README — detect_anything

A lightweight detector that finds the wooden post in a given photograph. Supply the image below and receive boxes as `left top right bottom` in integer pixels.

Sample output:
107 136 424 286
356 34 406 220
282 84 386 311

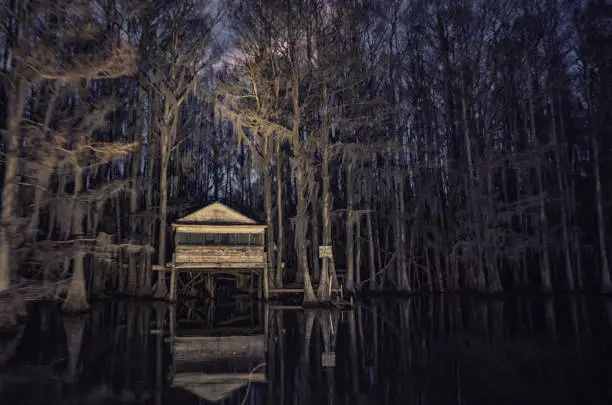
169 303 176 378
169 253 177 301
257 270 263 300
264 303 269 353
263 252 269 300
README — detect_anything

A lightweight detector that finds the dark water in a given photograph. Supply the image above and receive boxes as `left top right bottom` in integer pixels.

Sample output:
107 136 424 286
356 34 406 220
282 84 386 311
1 295 611 405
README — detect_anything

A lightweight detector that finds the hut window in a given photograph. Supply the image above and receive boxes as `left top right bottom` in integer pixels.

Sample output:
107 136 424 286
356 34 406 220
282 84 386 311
177 232 204 245
205 234 216 245
234 234 250 245
249 234 262 245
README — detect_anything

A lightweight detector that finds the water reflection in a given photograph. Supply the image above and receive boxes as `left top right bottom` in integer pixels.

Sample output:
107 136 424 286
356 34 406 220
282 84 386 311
0 296 611 405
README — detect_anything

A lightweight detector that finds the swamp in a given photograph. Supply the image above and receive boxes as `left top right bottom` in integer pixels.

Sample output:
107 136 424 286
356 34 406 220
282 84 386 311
1 295 612 405
3 0 612 403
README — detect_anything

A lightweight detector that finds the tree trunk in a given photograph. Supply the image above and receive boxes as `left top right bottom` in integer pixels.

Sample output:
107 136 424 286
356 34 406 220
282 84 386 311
311 199 320 281
551 96 575 291
264 137 275 288
63 163 89 312
396 175 410 291
366 210 376 292
290 66 316 305
297 165 317 304
592 134 612 292
355 214 362 290
346 163 355 293
275 139 284 287
317 85 333 301
154 124 170 298
127 251 138 296
0 24 27 291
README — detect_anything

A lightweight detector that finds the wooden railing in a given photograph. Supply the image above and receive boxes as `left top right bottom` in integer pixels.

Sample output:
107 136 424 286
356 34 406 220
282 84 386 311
174 245 265 268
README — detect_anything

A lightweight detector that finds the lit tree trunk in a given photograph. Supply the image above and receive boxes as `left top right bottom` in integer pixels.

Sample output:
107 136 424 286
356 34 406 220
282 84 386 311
311 198 320 281
29 87 59 240
159 131 169 268
63 163 89 312
0 17 27 291
318 85 332 302
296 164 317 304
127 103 141 299
275 140 284 287
291 69 316 304
0 126 19 293
154 122 171 299
264 136 275 289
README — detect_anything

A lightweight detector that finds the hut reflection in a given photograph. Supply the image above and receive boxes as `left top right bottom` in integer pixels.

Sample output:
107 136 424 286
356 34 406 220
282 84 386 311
0 296 611 405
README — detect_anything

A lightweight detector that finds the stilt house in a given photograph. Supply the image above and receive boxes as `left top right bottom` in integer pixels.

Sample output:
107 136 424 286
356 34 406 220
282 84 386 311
170 202 268 299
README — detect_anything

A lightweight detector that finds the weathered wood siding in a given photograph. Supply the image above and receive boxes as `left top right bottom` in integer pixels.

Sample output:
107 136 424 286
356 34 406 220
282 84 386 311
175 246 264 264
174 335 265 363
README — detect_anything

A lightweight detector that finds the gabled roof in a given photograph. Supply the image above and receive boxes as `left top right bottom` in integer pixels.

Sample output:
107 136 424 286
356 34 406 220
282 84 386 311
180 380 247 402
173 371 267 403
174 201 260 226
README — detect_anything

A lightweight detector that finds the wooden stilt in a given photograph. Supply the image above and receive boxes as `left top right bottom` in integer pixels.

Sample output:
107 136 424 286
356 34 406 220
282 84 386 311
263 252 269 300
207 274 215 298
258 270 263 300
169 253 177 302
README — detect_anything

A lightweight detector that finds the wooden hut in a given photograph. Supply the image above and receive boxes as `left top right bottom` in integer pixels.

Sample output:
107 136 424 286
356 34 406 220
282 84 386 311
167 202 268 300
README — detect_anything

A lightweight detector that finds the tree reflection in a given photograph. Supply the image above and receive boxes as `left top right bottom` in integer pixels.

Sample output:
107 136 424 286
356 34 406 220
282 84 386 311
0 296 611 405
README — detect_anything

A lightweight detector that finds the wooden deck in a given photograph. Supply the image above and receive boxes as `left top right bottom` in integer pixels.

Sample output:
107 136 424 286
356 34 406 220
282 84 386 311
269 287 343 294
269 284 343 296
153 263 264 271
